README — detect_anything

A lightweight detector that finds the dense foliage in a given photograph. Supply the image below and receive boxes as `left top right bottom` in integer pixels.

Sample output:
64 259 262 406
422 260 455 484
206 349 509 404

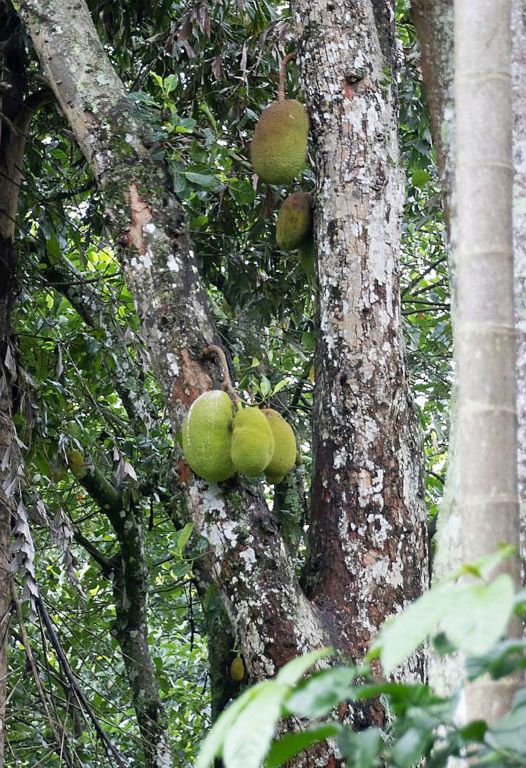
7 0 451 764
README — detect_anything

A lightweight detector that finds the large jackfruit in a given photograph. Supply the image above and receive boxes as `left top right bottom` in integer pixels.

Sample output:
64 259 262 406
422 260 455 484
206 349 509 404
182 390 236 483
262 409 297 484
276 192 313 250
230 407 275 477
250 100 309 185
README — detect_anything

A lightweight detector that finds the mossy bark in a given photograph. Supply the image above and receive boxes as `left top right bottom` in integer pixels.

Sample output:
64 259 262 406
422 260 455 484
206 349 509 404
292 0 428 726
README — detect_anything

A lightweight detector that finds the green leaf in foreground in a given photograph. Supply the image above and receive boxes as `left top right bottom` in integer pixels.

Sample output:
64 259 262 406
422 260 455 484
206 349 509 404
265 724 341 768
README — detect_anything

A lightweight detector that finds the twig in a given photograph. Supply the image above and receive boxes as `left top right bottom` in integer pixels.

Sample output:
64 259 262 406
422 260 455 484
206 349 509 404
11 582 77 768
203 345 241 404
36 597 128 768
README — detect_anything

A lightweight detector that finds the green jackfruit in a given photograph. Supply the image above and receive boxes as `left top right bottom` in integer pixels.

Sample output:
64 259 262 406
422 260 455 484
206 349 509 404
251 100 309 185
67 449 87 479
182 391 236 483
262 409 297 484
230 407 275 477
276 192 313 250
229 657 245 682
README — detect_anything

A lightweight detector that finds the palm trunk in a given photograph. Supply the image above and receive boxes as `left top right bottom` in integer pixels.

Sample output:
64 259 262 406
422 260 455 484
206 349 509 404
455 0 520 721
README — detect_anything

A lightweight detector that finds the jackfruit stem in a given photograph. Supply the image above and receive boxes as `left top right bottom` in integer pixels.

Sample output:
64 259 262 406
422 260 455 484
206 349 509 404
278 52 296 102
203 344 241 405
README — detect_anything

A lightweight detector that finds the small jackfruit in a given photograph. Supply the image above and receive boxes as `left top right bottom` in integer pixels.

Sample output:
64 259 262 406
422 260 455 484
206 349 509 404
229 657 245 682
182 391 236 483
67 449 87 479
276 192 313 250
262 409 297 484
251 100 309 185
230 407 275 477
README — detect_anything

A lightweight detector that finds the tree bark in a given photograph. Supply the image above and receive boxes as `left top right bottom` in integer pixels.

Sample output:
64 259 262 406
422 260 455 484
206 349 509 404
292 0 428 713
512 0 526 586
18 0 330 691
0 2 32 760
71 461 173 768
455 0 520 721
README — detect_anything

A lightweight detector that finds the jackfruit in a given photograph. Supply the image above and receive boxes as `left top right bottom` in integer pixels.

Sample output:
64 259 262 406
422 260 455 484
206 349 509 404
67 449 87 479
276 192 313 250
262 409 297 484
251 100 309 185
229 657 245 682
181 390 236 483
230 407 275 477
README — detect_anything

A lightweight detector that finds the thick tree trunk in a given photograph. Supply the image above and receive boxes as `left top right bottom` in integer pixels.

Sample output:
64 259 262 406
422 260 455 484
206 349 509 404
292 0 428 714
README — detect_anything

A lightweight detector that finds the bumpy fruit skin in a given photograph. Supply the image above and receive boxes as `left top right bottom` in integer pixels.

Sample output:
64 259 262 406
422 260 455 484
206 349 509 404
276 192 313 250
230 407 275 477
229 657 245 682
263 409 297 484
251 100 309 185
181 391 236 483
67 449 87 479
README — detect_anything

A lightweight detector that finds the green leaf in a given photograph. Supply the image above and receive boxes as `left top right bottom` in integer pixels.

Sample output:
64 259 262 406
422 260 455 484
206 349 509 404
259 375 271 397
441 574 515 657
176 522 193 553
265 724 341 768
411 169 430 188
276 647 333 687
184 171 223 190
338 728 382 767
222 681 287 768
196 683 268 768
285 666 357 718
372 583 455 674
391 727 431 768
163 73 179 93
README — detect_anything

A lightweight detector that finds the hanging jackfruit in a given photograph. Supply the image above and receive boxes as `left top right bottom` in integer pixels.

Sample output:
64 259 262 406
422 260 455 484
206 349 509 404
262 409 297 484
67 448 87 479
230 407 275 477
251 99 309 185
181 390 236 483
276 192 313 250
229 657 245 682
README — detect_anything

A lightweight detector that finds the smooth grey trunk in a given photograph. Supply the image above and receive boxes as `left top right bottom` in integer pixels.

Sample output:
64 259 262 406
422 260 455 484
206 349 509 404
512 0 526 582
455 0 520 721
292 0 428 721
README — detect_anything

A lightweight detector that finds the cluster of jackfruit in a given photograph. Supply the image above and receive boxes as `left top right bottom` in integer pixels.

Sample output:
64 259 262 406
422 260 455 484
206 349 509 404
181 391 297 485
276 191 315 275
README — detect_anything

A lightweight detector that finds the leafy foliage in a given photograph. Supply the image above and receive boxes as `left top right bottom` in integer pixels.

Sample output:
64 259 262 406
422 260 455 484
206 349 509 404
198 563 526 768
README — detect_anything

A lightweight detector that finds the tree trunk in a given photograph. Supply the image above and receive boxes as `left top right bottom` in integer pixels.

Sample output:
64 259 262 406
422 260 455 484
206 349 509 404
292 0 428 714
455 0 520 721
512 0 526 583
0 2 32 760
71 462 174 768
